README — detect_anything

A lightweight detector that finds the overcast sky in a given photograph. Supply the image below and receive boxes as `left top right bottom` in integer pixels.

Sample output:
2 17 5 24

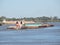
0 0 60 18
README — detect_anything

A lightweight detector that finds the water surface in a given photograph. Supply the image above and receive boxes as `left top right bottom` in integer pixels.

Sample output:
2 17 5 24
0 22 60 45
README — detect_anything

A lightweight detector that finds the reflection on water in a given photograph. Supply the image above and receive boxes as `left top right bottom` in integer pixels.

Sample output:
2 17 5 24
0 22 60 45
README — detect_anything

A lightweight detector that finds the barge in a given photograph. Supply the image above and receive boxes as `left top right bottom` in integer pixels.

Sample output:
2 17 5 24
7 23 54 29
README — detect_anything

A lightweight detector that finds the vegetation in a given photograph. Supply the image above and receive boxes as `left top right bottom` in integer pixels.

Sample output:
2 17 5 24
0 16 60 22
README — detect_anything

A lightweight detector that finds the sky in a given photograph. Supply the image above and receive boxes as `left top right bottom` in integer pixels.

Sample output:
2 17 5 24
0 0 60 18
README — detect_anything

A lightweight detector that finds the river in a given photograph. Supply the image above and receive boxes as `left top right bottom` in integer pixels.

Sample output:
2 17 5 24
0 22 60 45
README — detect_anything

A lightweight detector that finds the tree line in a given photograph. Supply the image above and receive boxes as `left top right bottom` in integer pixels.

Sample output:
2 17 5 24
0 16 60 22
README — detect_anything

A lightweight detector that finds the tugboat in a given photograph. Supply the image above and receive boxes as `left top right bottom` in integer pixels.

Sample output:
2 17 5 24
7 21 23 30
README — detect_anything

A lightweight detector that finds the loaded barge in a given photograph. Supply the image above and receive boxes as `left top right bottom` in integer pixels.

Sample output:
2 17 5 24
7 23 54 30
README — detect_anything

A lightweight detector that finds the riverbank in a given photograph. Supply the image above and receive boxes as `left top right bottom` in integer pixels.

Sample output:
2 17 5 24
2 20 35 24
